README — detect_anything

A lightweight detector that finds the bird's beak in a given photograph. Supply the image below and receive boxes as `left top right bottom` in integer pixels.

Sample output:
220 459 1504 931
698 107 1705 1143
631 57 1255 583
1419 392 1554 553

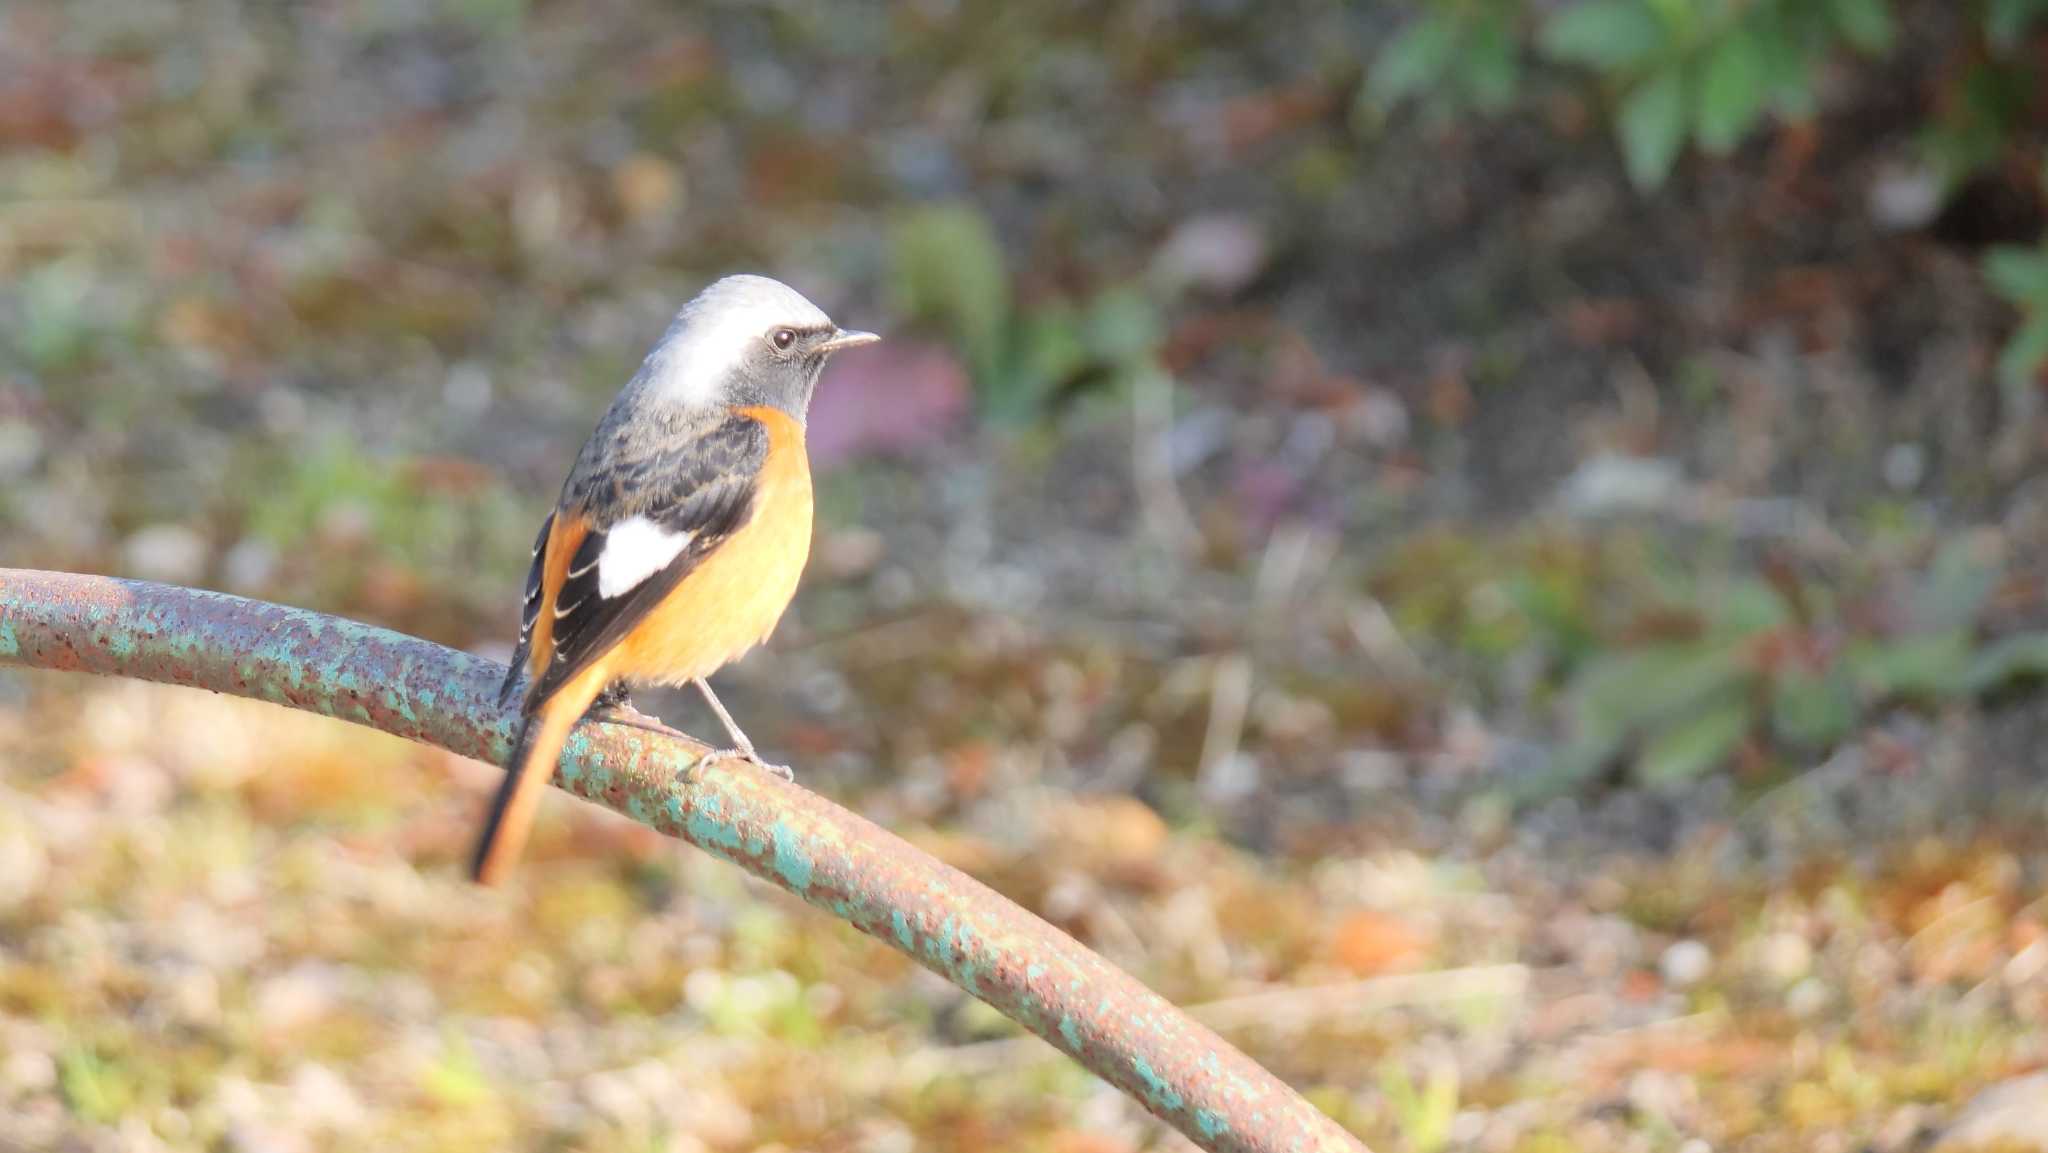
818 327 880 353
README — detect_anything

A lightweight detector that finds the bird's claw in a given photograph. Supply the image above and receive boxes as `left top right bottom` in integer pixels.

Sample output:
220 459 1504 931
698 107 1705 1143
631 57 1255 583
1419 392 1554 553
588 689 790 781
711 746 795 782
592 701 691 743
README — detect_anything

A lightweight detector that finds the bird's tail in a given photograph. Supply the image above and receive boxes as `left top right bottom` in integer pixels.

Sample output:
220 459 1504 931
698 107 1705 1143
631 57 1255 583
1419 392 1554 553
471 665 609 886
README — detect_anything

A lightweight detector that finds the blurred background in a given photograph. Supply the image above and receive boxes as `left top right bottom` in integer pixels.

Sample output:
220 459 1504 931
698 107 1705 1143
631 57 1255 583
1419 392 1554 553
5 1 2048 1150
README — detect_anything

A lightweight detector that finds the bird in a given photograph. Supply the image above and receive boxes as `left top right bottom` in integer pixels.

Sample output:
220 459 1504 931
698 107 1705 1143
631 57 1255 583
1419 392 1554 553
471 273 878 886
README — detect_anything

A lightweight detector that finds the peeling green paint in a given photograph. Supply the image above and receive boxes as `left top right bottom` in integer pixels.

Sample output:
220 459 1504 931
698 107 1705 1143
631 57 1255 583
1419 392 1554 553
771 819 814 892
1196 1109 1230 1140
684 792 745 855
1134 1055 1185 1113
951 918 982 993
0 621 16 658
1059 1014 1083 1052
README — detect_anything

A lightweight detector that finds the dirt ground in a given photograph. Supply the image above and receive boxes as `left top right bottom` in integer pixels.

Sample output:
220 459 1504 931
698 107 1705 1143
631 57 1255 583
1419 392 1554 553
3 2 2047 1151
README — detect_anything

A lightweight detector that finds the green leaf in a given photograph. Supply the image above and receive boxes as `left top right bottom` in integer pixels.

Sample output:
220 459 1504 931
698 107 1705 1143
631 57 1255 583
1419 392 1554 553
1081 286 1163 366
1930 59 2035 183
57 1049 135 1125
1546 675 1639 798
1746 9 1822 120
1572 644 1750 736
1502 572 1596 661
1771 667 1859 750
1988 0 2048 49
1369 13 1462 106
1848 631 1974 700
1696 26 1769 155
1618 69 1687 189
994 304 1085 422
18 258 99 372
1714 576 1793 637
1912 534 2001 633
1965 631 2048 693
1541 0 1668 70
1636 697 1752 787
1825 0 1894 54
1997 318 2048 391
1985 247 2048 305
1378 1059 1459 1153
452 0 528 35
890 204 1013 388
1462 13 1523 113
1643 0 1697 36
1516 736 1622 801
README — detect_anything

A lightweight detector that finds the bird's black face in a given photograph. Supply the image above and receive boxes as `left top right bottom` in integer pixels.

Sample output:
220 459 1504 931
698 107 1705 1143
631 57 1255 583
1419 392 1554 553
726 322 878 421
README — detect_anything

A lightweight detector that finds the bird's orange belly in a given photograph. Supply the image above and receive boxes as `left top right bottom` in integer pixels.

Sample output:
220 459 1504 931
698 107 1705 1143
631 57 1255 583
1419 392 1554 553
617 452 813 685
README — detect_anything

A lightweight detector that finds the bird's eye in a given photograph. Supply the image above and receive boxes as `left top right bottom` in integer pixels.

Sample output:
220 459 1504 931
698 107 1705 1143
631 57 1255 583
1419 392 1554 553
772 328 797 350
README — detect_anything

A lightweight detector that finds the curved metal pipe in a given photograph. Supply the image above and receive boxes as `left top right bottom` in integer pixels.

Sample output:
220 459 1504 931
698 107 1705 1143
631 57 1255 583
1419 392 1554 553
0 568 1367 1153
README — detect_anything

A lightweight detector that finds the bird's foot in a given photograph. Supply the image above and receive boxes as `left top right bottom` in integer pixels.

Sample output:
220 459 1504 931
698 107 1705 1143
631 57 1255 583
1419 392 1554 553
708 745 795 782
593 680 635 711
592 700 691 743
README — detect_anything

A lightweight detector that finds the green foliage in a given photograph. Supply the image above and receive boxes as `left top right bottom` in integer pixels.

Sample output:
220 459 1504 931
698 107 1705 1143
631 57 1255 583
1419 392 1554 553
889 203 1168 424
890 205 1013 391
1542 582 1772 792
1366 0 1523 118
1965 631 2048 692
14 259 107 374
1547 0 1891 188
56 1046 136 1124
246 440 519 567
1989 0 2048 45
1378 0 1904 189
1922 55 2038 191
1373 0 2048 452
240 436 531 618
1381 527 2048 797
445 0 528 35
1986 236 2048 393
1616 68 1687 189
1540 1 1664 70
1827 0 1897 53
1539 537 2048 793
420 1029 494 1107
1378 1057 1460 1153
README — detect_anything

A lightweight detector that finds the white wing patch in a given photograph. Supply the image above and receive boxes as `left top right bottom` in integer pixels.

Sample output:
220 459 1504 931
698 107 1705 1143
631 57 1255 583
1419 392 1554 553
597 516 695 598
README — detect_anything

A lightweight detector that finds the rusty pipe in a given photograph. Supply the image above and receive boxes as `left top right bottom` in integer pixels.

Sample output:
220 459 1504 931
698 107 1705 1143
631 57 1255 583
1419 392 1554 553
0 569 1367 1153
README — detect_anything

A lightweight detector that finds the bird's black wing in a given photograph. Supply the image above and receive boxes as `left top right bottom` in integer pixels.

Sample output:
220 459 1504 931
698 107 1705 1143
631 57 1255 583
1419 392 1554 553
498 511 555 708
521 411 768 712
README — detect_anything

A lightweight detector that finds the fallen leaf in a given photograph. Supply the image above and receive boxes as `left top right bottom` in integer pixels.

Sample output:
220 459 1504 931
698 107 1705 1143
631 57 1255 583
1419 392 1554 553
809 341 972 468
1327 909 1430 976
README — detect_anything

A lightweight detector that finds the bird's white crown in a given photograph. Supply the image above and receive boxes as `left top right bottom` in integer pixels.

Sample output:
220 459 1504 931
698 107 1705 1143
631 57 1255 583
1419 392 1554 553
641 274 834 408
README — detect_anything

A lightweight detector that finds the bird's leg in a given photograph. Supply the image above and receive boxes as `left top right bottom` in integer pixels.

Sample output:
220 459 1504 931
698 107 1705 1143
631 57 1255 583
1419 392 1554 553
695 678 794 781
587 682 691 743
592 680 634 711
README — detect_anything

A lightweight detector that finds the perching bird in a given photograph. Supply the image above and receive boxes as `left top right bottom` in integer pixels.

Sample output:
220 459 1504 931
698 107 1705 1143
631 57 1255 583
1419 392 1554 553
473 274 878 885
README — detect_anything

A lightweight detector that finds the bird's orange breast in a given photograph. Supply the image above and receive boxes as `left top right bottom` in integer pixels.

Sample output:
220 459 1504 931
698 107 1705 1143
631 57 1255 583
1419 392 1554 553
615 405 814 683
